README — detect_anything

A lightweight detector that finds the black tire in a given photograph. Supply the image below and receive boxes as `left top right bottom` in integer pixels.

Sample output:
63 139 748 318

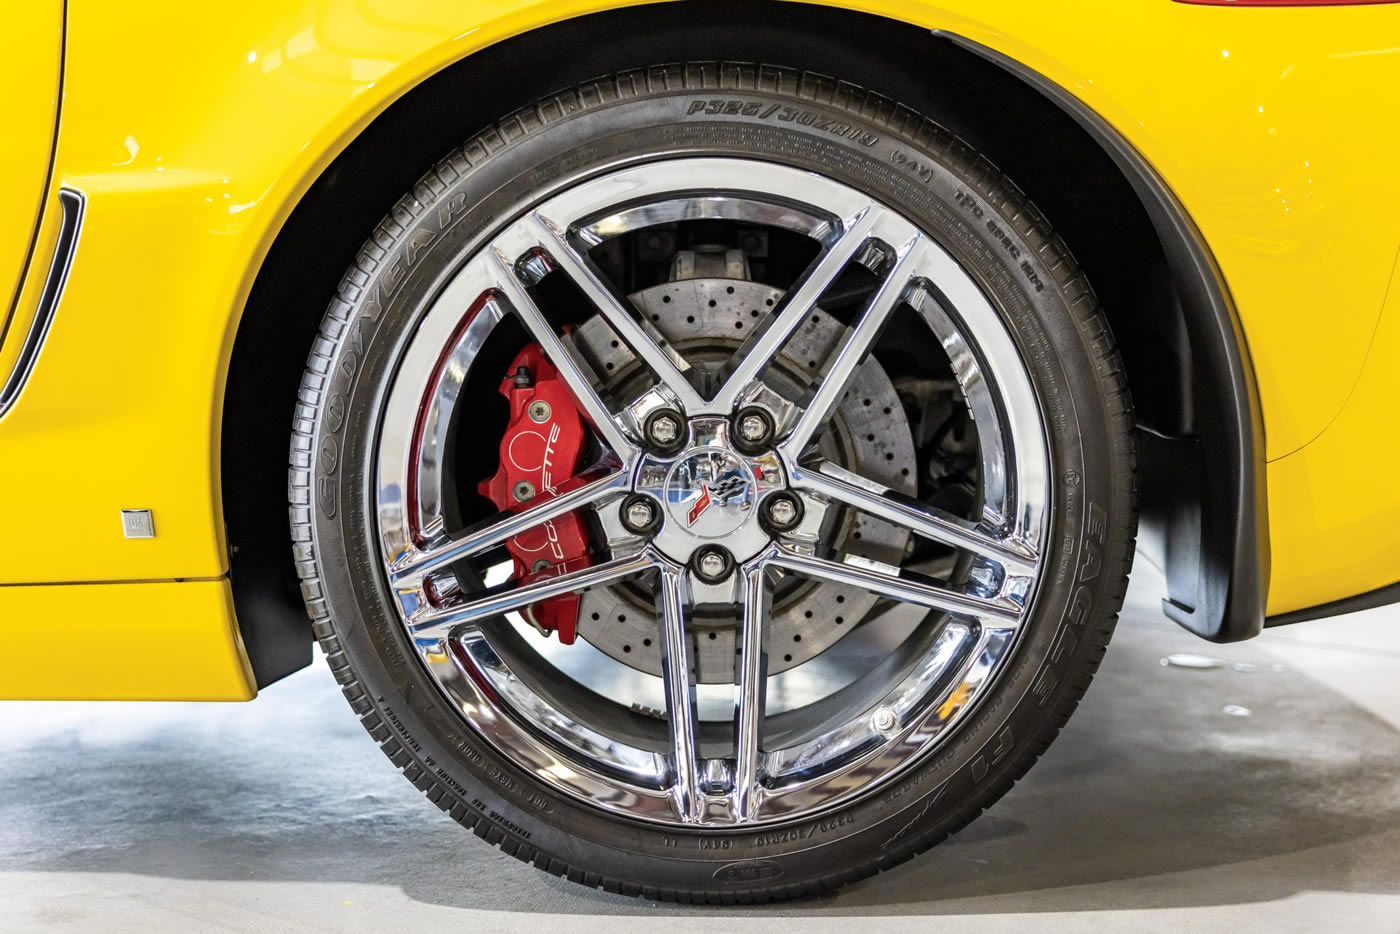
289 63 1137 902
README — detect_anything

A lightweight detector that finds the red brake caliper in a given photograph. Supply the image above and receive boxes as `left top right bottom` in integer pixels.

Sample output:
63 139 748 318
477 343 592 643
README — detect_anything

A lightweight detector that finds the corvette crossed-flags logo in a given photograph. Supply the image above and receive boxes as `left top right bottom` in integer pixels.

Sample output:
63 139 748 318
686 475 749 526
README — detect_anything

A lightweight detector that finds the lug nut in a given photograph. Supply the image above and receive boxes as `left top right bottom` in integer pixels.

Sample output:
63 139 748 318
527 400 552 423
761 492 803 532
644 409 685 453
620 494 661 535
732 406 774 452
691 546 735 584
739 413 768 443
698 552 726 578
624 499 656 531
650 415 680 445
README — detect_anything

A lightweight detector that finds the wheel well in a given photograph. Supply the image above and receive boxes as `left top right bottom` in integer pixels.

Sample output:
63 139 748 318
223 0 1265 687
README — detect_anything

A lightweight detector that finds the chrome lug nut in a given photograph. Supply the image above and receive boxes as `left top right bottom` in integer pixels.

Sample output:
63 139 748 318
691 546 735 584
698 552 726 578
619 494 661 535
625 500 656 531
650 415 680 445
739 413 768 443
761 492 803 533
644 409 685 453
732 405 774 452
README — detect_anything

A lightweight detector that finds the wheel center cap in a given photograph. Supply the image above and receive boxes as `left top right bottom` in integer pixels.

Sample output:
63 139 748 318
664 449 756 539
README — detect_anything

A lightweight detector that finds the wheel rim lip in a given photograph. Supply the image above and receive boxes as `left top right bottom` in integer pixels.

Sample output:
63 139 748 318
373 156 1052 827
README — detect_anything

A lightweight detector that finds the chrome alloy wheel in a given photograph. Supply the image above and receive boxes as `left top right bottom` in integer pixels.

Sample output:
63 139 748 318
375 158 1049 827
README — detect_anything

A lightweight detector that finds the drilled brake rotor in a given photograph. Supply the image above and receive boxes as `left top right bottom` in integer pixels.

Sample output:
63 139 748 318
571 278 917 682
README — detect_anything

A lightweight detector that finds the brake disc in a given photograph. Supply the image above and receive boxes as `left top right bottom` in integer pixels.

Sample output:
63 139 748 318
569 278 916 682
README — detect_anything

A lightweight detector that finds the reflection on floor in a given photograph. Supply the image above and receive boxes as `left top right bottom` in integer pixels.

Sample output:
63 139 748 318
3 563 1400 933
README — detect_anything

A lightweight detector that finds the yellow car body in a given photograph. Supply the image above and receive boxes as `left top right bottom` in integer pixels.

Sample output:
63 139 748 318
3 0 1398 699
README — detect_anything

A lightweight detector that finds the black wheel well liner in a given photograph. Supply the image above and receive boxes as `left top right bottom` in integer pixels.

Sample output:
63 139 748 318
223 1 1268 688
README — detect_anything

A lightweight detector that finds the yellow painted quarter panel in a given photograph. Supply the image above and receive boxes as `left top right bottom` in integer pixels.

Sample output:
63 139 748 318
0 0 1396 684
0 0 651 586
1266 247 1400 614
0 580 255 700
875 0 1400 462
0 3 61 348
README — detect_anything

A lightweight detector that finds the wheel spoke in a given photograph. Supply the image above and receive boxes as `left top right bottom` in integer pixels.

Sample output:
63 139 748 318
781 235 924 455
732 563 771 822
523 212 708 413
656 568 704 822
391 466 628 583
407 550 656 644
767 547 1022 626
790 461 1037 578
710 205 882 412
487 246 640 461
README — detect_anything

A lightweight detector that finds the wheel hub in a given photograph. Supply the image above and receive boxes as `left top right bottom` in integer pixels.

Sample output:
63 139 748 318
639 417 784 565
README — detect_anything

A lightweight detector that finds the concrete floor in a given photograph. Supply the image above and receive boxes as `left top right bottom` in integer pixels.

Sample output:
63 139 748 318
4 563 1400 933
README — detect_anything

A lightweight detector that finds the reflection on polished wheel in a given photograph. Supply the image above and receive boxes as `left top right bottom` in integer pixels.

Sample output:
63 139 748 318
295 64 1135 900
377 160 1047 826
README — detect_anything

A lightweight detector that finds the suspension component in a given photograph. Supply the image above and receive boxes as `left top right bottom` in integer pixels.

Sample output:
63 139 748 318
478 343 592 643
